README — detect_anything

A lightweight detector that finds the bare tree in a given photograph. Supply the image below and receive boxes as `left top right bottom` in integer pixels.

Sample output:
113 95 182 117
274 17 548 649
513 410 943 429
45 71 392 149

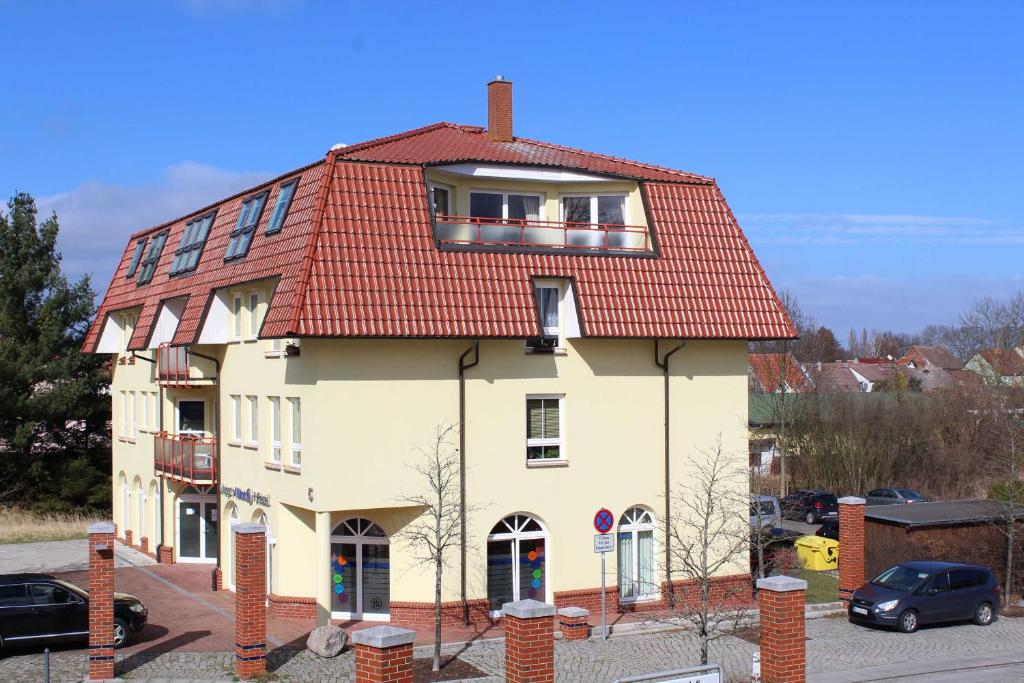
395 424 467 672
667 438 750 665
983 388 1024 608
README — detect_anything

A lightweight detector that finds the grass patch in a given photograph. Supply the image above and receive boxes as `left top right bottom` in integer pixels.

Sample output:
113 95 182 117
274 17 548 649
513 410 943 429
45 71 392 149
798 569 839 604
0 508 105 544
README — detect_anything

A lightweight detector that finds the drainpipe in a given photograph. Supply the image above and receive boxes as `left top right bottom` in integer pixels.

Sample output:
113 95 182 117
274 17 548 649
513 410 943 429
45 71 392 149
458 339 480 625
188 348 222 588
654 339 686 606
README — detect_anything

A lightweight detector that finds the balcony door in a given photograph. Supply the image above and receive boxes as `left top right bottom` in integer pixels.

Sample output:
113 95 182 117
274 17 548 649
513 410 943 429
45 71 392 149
177 493 218 563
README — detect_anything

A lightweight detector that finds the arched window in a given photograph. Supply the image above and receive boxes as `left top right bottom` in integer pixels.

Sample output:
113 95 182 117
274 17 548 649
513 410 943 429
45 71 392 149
254 510 271 595
118 474 129 536
487 514 547 612
227 504 239 589
148 481 160 549
330 518 389 619
135 478 146 541
618 507 656 601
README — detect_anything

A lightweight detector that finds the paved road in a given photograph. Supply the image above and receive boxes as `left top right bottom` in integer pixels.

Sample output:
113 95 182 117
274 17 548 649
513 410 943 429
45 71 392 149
0 538 154 573
778 517 823 536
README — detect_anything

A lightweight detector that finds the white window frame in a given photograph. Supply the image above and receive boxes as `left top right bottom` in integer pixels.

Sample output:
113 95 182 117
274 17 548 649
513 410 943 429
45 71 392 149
120 313 135 351
119 391 128 439
269 396 282 463
530 279 566 350
246 395 259 447
247 291 260 340
129 391 137 439
150 392 159 431
140 390 149 431
525 394 565 465
558 192 629 225
617 507 657 603
232 295 243 340
230 395 242 444
428 182 454 216
469 189 546 221
288 397 302 467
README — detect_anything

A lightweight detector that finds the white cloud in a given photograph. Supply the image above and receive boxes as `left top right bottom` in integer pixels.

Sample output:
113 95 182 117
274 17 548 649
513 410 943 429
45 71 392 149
39 162 271 290
740 212 1024 245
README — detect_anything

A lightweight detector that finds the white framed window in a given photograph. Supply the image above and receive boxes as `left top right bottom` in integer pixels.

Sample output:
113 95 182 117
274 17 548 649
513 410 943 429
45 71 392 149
129 391 137 438
248 292 260 339
269 396 282 463
288 397 302 467
120 313 135 351
528 279 565 351
429 182 453 216
469 190 544 222
150 392 159 431
526 394 564 462
560 193 627 225
232 295 243 339
141 390 149 431
247 395 259 445
230 395 241 442
617 507 657 601
119 391 127 438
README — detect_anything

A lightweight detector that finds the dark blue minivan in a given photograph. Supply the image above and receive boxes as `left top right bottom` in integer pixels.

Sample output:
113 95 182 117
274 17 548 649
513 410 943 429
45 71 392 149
849 561 1001 633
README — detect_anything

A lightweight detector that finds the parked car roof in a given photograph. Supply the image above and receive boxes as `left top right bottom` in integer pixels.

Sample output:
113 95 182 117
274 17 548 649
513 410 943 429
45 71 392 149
0 573 59 583
895 560 990 572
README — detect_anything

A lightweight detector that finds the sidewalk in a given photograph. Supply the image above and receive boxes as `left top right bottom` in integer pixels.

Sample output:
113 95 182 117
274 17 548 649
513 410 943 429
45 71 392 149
809 650 1024 682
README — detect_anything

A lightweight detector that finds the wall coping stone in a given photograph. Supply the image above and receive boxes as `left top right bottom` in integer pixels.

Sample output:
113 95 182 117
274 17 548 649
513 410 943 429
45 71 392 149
235 523 267 535
558 607 589 618
503 599 556 619
757 575 808 593
88 521 115 534
838 496 866 506
351 625 416 649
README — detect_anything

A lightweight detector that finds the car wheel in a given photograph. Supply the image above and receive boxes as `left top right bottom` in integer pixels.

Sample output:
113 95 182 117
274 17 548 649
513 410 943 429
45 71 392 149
113 618 129 649
805 512 816 525
973 602 994 626
898 609 919 633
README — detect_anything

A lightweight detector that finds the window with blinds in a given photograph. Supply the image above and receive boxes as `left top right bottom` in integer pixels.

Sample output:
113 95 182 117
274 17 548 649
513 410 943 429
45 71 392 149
526 396 563 460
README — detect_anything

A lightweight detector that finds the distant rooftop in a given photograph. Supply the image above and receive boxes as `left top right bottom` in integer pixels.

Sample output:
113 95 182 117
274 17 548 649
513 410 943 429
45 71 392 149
866 499 1024 528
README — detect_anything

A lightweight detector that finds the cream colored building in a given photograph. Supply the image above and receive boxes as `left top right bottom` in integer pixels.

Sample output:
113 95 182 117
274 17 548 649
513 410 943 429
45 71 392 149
88 80 794 625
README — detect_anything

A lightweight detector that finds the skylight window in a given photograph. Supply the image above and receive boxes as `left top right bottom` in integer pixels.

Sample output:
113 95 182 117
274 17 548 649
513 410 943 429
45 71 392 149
170 212 216 275
126 237 147 278
265 179 299 235
225 192 268 260
136 232 168 285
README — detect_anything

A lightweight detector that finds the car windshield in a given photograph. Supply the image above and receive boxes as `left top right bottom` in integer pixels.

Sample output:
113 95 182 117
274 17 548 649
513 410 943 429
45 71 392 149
872 565 930 592
897 489 921 498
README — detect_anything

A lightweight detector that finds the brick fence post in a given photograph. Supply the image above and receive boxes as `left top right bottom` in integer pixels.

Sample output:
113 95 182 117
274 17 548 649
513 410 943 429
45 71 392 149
757 575 807 683
503 599 555 683
234 523 267 680
838 496 866 606
557 606 590 641
352 625 416 683
88 521 116 681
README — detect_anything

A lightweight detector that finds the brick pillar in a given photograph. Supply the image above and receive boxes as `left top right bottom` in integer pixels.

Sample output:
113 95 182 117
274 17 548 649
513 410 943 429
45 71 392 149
557 606 590 641
838 496 866 606
140 536 149 554
125 529 133 546
757 576 807 683
214 566 223 591
88 521 116 681
503 599 555 683
352 625 416 683
234 523 267 680
157 545 175 564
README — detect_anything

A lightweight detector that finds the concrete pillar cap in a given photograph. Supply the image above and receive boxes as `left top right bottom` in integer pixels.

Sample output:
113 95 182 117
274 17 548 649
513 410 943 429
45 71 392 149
234 523 267 535
351 625 416 648
757 575 808 593
558 606 589 618
838 496 866 505
503 599 556 619
88 521 115 534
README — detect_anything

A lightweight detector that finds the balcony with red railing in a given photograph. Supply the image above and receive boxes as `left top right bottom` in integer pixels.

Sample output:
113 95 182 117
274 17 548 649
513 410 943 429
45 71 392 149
434 215 652 253
156 343 216 388
153 431 217 485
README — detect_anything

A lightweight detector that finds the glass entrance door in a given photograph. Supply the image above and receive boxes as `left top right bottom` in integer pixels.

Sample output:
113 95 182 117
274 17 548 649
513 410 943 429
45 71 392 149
329 518 390 620
486 514 547 614
177 496 218 563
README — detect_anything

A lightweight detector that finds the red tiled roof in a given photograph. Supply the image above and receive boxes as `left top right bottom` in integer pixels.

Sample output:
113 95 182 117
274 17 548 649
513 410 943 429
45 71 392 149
980 349 1024 376
806 362 861 393
86 124 795 351
748 353 811 393
898 345 962 371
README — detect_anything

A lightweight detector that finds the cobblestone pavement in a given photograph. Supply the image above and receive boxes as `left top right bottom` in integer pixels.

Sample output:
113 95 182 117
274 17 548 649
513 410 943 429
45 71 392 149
2 616 1022 682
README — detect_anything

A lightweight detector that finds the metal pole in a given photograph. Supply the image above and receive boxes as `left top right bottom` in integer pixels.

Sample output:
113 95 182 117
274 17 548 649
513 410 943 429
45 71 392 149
601 553 607 640
43 648 50 683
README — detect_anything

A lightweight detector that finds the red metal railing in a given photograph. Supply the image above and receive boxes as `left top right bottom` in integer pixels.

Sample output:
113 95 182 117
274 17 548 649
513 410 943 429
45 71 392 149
434 215 650 252
157 343 190 387
154 431 216 484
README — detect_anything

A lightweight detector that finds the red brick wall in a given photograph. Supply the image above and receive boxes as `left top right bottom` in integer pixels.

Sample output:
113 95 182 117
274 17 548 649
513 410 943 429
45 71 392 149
124 529 133 546
269 594 317 621
505 613 554 683
759 581 806 683
839 500 865 605
88 524 116 681
355 642 413 683
665 574 755 610
554 586 620 615
234 526 267 680
487 79 513 142
390 598 491 627
157 545 175 564
140 536 149 554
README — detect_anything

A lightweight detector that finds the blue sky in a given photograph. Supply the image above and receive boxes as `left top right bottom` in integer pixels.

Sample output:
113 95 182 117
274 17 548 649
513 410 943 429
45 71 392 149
2 0 1022 335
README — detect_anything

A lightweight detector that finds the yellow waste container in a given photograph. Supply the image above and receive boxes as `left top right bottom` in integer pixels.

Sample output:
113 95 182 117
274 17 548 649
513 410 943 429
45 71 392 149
794 535 839 571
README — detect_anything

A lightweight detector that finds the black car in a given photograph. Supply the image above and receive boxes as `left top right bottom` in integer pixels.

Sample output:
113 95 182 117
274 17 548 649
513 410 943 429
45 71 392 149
816 517 839 541
781 489 839 525
848 561 1000 633
0 574 147 650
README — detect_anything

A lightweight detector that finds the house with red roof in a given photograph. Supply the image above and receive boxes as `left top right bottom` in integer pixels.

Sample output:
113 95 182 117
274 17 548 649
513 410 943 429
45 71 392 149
966 347 1024 386
88 79 793 626
748 353 812 393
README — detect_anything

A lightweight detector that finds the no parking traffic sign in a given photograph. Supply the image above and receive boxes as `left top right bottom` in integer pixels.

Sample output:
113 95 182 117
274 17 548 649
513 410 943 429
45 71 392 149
594 508 614 533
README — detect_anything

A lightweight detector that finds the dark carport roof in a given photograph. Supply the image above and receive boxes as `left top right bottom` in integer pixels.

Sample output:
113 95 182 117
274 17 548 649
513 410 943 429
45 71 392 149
866 499 1024 528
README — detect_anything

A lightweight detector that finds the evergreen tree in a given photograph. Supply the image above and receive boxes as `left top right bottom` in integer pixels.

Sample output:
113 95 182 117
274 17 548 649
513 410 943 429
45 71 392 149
0 193 110 511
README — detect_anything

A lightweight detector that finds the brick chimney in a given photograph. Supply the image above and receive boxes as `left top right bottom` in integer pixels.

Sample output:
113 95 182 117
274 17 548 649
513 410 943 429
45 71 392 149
487 76 513 142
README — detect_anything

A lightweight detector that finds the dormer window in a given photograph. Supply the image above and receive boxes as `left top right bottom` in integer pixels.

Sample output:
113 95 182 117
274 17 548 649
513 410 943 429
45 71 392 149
561 194 626 225
170 212 216 275
136 232 168 285
470 191 542 222
266 179 299 235
126 238 147 278
225 192 268 260
528 279 565 352
429 183 452 216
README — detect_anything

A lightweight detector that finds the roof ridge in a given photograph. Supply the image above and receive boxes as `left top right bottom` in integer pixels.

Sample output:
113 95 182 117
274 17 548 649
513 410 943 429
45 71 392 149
127 157 325 240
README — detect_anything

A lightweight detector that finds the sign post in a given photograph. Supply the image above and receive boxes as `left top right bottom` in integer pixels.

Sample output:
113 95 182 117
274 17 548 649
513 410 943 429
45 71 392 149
593 508 615 640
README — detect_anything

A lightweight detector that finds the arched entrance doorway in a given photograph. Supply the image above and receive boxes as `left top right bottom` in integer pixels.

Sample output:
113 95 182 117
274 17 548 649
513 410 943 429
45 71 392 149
486 514 547 614
330 518 390 620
